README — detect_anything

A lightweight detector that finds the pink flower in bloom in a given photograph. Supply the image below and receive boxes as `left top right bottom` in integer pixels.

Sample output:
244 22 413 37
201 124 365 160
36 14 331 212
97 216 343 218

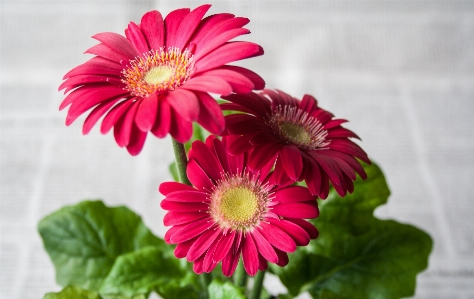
59 5 265 155
221 90 371 199
160 136 319 276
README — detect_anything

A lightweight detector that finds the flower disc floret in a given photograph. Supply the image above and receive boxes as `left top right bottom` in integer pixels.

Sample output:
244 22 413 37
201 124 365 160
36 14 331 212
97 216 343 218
122 48 195 97
269 105 329 150
210 173 272 231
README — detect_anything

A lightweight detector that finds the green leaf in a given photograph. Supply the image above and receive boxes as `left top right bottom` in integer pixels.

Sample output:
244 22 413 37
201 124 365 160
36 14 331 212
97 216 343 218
100 246 190 298
43 286 101 299
208 279 246 299
38 200 166 291
272 163 433 299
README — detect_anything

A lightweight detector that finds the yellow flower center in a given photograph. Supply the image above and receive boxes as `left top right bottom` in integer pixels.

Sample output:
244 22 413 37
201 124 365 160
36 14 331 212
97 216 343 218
220 187 259 223
122 47 195 97
210 173 272 232
279 121 313 146
269 106 330 150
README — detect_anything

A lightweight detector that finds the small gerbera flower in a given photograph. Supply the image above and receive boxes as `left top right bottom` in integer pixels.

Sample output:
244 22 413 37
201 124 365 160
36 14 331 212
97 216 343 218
160 136 319 276
59 5 265 155
221 90 370 199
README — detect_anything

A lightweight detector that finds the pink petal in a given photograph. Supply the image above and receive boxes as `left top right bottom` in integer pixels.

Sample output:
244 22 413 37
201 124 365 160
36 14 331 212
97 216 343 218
280 145 303 181
326 127 360 139
210 231 236 263
199 68 254 94
92 32 138 59
164 8 191 47
190 140 225 181
169 106 193 142
65 90 127 126
166 89 200 122
327 150 367 180
251 229 278 263
249 131 279 146
272 202 319 219
211 136 231 173
227 134 254 156
268 218 310 246
126 123 147 155
140 10 165 50
222 242 241 277
135 93 158 131
150 98 171 138
311 152 344 187
227 120 269 135
287 218 319 239
159 182 196 195
221 92 271 118
194 28 250 61
249 143 281 170
170 217 214 244
195 42 264 74
242 234 259 276
273 186 316 203
85 43 131 64
195 91 225 135
82 99 119 134
193 256 204 274
324 119 348 130
258 223 296 253
258 254 268 271
174 237 196 258
300 94 318 113
328 139 371 164
164 224 183 243
101 100 133 134
165 190 209 202
115 101 139 147
59 75 124 93
220 65 265 90
160 200 208 213
125 22 150 54
164 211 207 226
181 75 233 96
194 17 250 50
186 159 215 191
274 248 289 267
190 13 235 45
304 158 323 197
186 227 221 261
63 57 123 79
174 4 211 50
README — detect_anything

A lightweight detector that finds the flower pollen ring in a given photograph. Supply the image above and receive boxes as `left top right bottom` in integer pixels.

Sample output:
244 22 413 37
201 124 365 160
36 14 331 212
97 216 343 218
122 47 195 97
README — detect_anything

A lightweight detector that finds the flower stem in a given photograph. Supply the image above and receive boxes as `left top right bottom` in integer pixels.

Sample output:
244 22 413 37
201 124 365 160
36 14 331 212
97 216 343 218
250 270 265 299
234 260 247 288
172 138 191 185
199 272 212 297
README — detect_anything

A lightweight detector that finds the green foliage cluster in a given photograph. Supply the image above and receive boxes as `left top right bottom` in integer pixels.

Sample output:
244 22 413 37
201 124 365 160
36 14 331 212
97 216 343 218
39 163 432 299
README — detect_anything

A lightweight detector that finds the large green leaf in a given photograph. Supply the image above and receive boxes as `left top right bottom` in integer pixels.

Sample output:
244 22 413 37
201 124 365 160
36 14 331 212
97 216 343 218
272 163 433 299
43 286 147 299
38 200 166 291
100 246 199 298
43 286 101 299
208 279 246 299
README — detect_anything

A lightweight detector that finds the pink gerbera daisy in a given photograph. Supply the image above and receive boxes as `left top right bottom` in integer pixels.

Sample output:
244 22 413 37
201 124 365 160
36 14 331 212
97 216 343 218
221 90 370 199
160 136 319 276
59 5 265 155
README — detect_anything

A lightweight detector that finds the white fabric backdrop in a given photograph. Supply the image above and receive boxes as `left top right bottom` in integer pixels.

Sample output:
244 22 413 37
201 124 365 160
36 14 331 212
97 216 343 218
1 0 473 298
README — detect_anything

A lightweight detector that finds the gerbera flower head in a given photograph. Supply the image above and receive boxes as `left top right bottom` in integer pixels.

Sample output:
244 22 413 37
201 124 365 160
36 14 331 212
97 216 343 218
59 5 265 155
221 90 371 199
160 136 319 276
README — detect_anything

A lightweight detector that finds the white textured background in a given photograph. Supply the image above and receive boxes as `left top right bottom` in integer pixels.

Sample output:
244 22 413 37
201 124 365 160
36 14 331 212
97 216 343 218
1 0 473 298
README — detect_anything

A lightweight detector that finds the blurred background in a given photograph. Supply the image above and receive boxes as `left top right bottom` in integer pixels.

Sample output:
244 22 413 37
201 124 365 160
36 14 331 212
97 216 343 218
1 0 473 298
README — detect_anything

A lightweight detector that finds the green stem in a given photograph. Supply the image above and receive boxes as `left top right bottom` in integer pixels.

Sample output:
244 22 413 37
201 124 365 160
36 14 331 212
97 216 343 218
250 270 265 299
200 272 212 298
234 259 247 288
172 138 191 185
